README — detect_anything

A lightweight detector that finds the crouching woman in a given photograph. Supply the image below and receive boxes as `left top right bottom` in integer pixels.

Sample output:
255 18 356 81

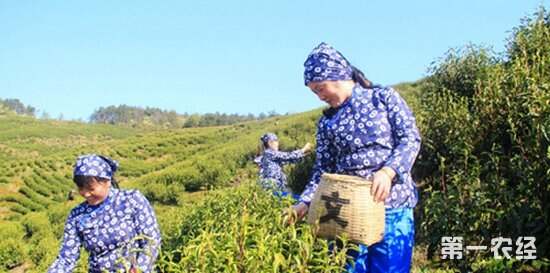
48 154 161 273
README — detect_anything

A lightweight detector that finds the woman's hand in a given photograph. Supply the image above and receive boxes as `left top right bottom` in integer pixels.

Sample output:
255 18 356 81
301 142 313 154
371 167 396 202
285 202 309 225
293 202 309 219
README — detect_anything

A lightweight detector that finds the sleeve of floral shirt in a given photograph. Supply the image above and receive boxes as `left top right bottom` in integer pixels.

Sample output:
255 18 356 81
131 191 161 273
269 149 305 164
48 209 82 273
380 87 421 183
299 119 337 205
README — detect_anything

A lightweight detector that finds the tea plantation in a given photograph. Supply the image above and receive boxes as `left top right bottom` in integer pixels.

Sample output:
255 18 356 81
0 7 548 273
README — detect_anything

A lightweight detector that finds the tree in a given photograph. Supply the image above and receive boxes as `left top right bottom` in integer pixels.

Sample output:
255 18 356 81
40 111 50 120
0 98 36 116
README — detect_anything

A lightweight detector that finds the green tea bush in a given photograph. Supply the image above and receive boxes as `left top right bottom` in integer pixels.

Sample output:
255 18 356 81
45 203 72 238
142 182 184 205
18 186 53 207
0 239 26 271
18 210 69 272
50 174 74 191
415 7 550 272
28 235 59 272
22 212 53 240
158 182 353 273
191 159 232 190
9 204 30 215
287 153 316 194
25 176 55 196
0 222 26 270
1 195 45 212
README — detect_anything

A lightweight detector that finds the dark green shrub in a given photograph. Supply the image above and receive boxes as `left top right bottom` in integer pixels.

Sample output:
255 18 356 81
0 239 26 270
22 212 52 240
158 182 352 272
29 235 58 271
142 182 184 205
287 153 315 194
415 7 550 271
0 223 26 270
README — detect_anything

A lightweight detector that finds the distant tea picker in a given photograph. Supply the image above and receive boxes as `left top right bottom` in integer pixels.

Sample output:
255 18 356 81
254 133 312 198
48 154 161 273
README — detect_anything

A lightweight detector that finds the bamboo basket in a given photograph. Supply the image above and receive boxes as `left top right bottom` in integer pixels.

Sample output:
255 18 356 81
307 173 385 245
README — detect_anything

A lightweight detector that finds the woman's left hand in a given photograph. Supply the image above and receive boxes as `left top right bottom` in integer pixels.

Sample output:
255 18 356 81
371 167 395 202
301 142 313 154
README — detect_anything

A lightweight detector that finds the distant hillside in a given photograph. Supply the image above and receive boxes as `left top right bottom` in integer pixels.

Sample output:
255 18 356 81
0 108 325 219
0 97 285 128
89 104 282 128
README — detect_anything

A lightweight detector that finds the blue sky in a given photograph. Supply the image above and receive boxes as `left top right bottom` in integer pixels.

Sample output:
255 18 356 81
0 0 547 120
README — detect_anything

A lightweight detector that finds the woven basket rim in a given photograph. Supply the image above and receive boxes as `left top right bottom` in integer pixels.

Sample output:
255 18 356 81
321 173 373 185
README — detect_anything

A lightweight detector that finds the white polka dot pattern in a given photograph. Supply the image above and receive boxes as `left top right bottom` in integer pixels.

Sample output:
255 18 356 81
258 149 305 191
299 85 421 208
48 188 161 273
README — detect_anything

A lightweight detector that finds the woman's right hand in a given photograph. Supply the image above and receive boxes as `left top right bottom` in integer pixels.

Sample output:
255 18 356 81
294 202 309 219
287 202 309 224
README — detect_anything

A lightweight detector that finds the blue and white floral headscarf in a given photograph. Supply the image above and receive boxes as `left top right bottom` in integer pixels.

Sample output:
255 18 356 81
260 133 278 145
73 154 119 180
303 42 353 85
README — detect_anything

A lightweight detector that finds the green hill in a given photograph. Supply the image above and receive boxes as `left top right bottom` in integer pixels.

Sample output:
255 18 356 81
0 108 325 219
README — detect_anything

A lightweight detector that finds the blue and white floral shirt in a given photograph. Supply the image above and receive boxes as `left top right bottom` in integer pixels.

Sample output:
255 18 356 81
258 148 305 192
48 188 161 273
299 84 421 209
